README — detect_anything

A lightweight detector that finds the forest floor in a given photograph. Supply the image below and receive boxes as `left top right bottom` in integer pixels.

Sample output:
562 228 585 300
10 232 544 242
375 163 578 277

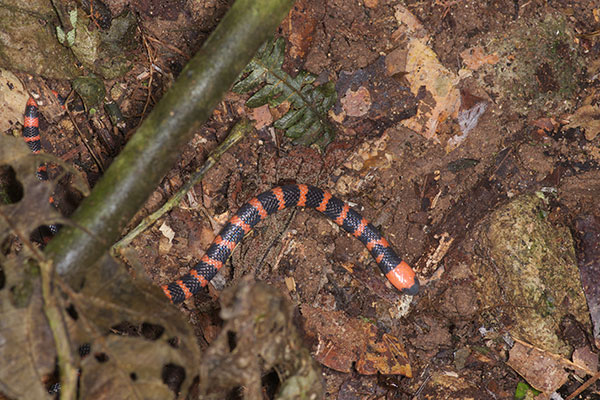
4 0 600 398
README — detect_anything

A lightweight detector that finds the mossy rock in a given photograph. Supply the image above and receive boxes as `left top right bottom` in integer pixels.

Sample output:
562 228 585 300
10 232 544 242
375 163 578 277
471 194 589 357
0 2 136 80
479 12 583 116
70 9 136 79
0 2 80 79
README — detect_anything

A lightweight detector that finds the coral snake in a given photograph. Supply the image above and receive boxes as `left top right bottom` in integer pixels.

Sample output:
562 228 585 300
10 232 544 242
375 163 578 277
162 184 420 304
22 94 64 236
24 96 420 305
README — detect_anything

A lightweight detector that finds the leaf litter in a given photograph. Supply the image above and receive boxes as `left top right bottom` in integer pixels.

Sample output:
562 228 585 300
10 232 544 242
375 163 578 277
233 37 337 149
0 135 201 398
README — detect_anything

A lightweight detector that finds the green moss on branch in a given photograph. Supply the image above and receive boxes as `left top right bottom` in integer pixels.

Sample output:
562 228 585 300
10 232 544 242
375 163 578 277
45 0 296 283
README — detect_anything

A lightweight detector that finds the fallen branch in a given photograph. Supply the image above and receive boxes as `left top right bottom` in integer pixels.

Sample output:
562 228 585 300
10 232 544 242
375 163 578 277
565 371 600 400
44 0 296 286
112 118 253 252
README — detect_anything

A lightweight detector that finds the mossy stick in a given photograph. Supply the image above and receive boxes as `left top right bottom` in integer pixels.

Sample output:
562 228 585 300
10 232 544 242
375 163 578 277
112 118 253 252
45 0 296 283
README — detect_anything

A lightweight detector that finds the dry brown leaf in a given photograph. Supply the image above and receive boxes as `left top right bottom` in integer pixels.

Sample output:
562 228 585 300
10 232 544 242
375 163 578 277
72 254 203 399
303 306 362 373
302 305 412 376
0 258 56 399
0 69 28 132
0 136 65 242
507 339 570 394
251 104 273 130
392 5 462 142
572 346 598 377
565 104 600 141
340 86 372 117
356 329 412 377
159 221 175 243
460 46 500 70
200 279 323 398
281 0 318 60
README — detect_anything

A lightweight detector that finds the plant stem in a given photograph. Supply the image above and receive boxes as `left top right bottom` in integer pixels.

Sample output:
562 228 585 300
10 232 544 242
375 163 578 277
40 260 78 400
44 0 296 285
112 118 253 252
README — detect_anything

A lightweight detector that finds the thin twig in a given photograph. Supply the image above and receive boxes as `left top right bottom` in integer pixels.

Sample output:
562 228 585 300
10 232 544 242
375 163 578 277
138 34 156 127
145 34 187 58
112 119 254 252
63 91 106 173
565 371 600 400
40 260 78 400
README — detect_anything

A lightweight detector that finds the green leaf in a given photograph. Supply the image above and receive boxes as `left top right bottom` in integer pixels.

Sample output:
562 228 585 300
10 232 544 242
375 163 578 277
514 381 540 399
56 26 66 44
69 9 78 27
274 108 305 130
233 37 337 149
66 29 76 47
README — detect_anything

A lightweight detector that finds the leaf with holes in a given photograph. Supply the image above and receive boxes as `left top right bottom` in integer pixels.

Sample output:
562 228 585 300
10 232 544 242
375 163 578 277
233 37 337 149
0 257 56 399
70 254 202 399
0 136 89 243
0 136 64 242
0 250 202 398
0 134 200 397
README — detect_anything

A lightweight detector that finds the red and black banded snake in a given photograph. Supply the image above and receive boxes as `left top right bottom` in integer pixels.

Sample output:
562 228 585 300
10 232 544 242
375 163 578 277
24 98 420 305
22 94 64 236
162 184 420 304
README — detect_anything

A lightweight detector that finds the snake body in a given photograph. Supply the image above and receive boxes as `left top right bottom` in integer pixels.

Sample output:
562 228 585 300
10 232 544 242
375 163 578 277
162 184 419 304
23 98 419 304
23 95 63 235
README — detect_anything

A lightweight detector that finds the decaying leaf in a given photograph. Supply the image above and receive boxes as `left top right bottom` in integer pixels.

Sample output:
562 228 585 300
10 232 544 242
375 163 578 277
74 253 202 396
391 5 462 142
0 136 65 242
302 305 412 377
389 5 492 151
79 335 186 399
447 90 488 152
565 104 600 141
0 68 29 132
0 135 89 242
340 86 372 117
507 339 571 394
280 0 318 60
356 328 412 377
233 37 337 148
333 56 418 138
250 104 273 130
0 257 56 399
0 250 200 399
0 137 201 398
0 244 202 398
460 46 500 71
200 278 324 399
